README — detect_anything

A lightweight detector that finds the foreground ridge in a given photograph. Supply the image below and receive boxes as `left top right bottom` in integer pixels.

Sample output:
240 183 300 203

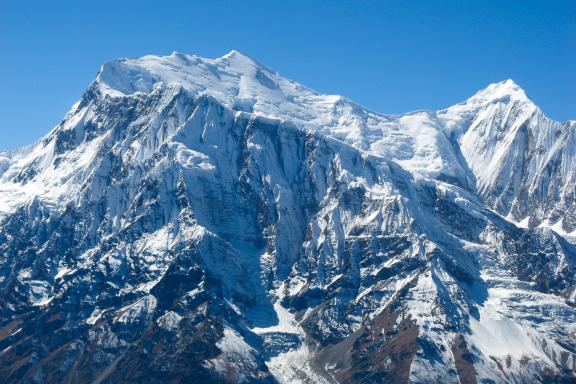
0 51 574 383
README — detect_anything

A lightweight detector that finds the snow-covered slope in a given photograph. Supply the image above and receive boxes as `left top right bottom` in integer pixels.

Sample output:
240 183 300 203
96 51 472 183
0 51 574 384
440 79 576 234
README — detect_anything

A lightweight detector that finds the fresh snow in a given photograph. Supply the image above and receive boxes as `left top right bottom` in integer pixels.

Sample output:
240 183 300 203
0 51 574 383
251 285 331 384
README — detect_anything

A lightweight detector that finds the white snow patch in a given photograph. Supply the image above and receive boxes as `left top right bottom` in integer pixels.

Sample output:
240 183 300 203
156 311 182 331
469 287 554 363
86 308 107 325
55 267 76 280
207 326 259 381
114 295 157 324
250 286 330 384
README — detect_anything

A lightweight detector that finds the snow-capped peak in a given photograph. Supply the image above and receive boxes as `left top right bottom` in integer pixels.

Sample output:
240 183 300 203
438 79 537 135
1 50 575 383
468 78 530 104
95 50 277 97
46 53 571 201
445 79 534 116
95 50 333 123
219 49 258 63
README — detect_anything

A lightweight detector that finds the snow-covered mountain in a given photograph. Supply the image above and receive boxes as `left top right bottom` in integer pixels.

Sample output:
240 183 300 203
0 51 574 384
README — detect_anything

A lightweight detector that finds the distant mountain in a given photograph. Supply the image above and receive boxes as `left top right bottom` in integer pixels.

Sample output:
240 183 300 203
0 51 574 383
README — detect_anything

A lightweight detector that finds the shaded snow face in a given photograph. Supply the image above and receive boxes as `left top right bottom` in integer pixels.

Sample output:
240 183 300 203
0 51 575 384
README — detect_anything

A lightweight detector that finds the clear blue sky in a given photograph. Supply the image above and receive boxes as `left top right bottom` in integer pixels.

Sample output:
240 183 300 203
1 0 574 149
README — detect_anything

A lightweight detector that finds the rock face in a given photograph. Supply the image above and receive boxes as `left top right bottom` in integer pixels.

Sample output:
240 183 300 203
0 51 574 384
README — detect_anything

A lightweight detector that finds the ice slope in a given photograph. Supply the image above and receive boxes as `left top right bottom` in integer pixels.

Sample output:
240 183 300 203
96 51 471 183
95 52 576 230
439 79 576 231
0 51 574 384
0 51 468 221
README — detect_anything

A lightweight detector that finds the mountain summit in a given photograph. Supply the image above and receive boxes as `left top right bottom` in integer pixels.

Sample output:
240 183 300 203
0 52 574 383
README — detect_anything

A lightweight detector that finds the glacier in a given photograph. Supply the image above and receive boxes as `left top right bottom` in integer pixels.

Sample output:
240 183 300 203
0 51 574 383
